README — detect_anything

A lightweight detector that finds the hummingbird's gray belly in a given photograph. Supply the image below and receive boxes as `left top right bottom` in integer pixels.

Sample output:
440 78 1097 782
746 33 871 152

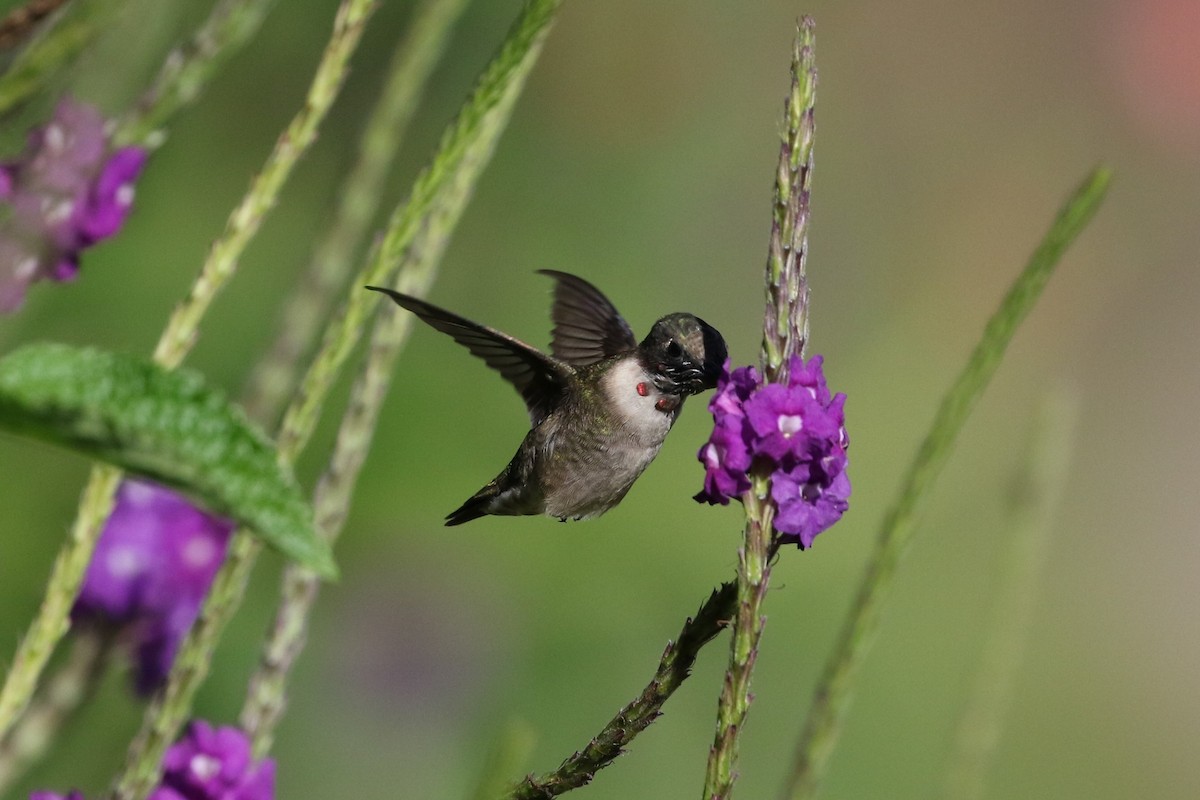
537 392 681 520
540 434 667 520
485 359 685 522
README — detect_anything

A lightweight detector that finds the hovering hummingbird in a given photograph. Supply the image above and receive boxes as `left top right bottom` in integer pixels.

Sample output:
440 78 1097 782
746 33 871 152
367 271 727 525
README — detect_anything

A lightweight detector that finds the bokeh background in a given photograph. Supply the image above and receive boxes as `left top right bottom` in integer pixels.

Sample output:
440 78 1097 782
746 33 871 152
2 0 1198 797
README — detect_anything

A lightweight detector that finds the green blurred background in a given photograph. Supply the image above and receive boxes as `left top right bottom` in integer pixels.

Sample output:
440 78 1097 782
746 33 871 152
2 0 1198 797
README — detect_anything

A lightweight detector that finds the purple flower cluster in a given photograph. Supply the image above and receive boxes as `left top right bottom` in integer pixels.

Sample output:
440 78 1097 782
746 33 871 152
150 721 275 800
695 354 850 548
30 721 274 800
0 97 146 312
72 480 233 694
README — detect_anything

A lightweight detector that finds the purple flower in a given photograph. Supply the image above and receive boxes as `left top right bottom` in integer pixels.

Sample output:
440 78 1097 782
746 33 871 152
744 382 837 462
76 147 147 241
786 353 834 405
694 354 850 548
155 721 275 800
31 723 274 800
771 460 851 549
73 480 233 694
0 97 146 312
694 362 759 504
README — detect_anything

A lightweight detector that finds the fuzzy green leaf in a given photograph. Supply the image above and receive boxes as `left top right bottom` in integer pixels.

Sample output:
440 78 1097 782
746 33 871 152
0 343 335 578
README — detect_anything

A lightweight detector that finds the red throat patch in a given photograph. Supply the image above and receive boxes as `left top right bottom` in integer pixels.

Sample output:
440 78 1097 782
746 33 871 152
656 396 680 412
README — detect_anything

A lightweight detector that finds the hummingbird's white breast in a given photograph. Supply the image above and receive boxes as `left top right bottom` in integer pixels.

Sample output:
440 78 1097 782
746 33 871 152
601 357 680 445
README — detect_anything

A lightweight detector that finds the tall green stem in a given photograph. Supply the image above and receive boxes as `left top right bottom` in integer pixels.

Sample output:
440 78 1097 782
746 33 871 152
702 18 817 799
0 0 288 744
240 0 471 427
109 532 260 800
105 2 377 796
276 0 564 463
239 0 564 756
150 0 372 370
0 467 120 738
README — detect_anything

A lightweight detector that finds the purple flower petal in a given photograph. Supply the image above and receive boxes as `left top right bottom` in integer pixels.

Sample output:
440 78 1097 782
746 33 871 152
710 362 760 418
73 480 233 693
695 435 752 504
745 383 835 461
695 353 850 546
771 457 851 549
694 361 762 504
76 147 147 242
0 239 38 312
147 788 189 800
787 353 833 405
160 721 275 800
0 98 146 312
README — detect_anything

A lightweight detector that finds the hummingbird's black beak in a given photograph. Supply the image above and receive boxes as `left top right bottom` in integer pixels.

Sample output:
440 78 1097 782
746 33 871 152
693 319 727 393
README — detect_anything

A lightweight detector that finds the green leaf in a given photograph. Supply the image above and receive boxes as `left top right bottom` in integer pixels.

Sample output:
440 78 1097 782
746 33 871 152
0 343 335 579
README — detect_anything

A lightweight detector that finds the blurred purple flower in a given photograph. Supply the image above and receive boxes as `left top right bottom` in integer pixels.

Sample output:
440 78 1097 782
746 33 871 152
152 721 275 800
30 722 272 800
694 354 850 548
73 480 233 694
0 97 146 312
146 791 188 800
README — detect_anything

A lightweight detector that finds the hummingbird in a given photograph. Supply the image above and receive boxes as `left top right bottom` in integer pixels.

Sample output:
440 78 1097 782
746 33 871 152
366 271 727 525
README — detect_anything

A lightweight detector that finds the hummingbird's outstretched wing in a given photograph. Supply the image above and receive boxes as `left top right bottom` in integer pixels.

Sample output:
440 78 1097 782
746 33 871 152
367 286 572 425
538 270 637 366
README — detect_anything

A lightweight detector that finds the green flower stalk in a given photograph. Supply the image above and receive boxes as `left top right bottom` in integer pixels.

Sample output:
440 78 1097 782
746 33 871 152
0 465 119 740
0 0 369 756
761 21 816 382
703 17 818 800
240 0 565 756
150 0 373 371
104 0 378 794
276 0 565 462
109 531 261 800
240 0 471 428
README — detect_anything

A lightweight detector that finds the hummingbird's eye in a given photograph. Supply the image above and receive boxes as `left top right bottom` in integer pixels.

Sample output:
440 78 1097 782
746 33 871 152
666 340 683 359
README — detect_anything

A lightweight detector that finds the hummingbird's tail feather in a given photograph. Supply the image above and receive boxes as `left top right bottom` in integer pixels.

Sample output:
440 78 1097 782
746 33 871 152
444 484 499 526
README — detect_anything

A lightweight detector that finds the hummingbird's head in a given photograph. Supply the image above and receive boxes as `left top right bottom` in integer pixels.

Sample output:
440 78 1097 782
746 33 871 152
640 313 728 396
